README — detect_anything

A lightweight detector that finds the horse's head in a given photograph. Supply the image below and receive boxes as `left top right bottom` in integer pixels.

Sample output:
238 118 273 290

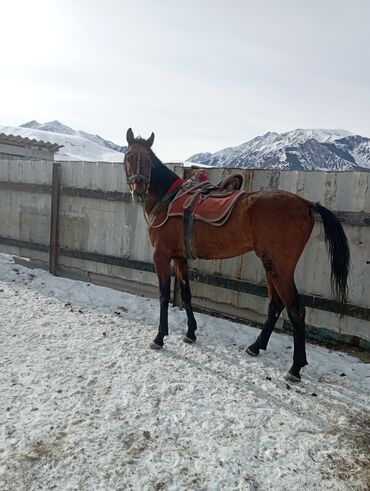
124 128 155 203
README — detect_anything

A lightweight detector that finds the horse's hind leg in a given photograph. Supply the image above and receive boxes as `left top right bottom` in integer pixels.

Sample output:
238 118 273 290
173 258 197 343
270 277 308 382
285 292 307 382
246 274 284 356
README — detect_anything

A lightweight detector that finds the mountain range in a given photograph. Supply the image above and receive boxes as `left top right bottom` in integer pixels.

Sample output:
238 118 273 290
187 128 370 171
0 120 127 162
1 121 369 170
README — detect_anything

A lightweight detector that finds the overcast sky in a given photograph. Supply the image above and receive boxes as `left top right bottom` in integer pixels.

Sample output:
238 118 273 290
1 0 369 160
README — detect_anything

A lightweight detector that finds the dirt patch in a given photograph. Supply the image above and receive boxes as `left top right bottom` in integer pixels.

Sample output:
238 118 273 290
326 412 370 490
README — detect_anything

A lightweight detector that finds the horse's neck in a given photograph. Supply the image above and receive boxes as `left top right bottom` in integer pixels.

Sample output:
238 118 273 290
147 153 178 203
144 192 162 216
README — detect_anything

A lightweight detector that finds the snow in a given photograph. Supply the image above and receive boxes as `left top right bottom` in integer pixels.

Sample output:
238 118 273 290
278 129 352 145
0 253 369 490
0 123 126 162
336 136 370 170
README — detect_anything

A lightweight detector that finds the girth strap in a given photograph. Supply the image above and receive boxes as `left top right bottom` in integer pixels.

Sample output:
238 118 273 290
183 208 195 259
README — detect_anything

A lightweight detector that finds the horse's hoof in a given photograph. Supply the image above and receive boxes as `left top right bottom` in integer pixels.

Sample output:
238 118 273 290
183 336 196 344
284 371 301 383
149 341 163 350
246 344 260 357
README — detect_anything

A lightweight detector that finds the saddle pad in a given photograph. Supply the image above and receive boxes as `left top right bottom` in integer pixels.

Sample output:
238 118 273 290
168 189 245 224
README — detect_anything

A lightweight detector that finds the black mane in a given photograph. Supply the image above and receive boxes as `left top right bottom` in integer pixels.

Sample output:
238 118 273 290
148 148 179 199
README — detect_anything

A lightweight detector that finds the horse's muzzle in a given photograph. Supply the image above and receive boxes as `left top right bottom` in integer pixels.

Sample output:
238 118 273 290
132 190 147 204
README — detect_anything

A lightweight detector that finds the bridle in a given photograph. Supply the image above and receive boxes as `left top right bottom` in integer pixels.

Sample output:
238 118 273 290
123 134 184 228
124 146 152 197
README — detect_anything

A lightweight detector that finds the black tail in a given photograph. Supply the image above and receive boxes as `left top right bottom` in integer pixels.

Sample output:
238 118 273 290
311 203 350 304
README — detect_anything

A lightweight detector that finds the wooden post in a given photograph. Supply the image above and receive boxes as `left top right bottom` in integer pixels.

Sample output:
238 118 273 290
49 162 61 275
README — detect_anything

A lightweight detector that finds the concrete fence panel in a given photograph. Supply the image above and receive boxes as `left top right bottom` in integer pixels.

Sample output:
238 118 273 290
0 158 369 346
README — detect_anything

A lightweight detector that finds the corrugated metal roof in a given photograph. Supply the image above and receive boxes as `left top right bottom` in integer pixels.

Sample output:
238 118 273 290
0 133 62 152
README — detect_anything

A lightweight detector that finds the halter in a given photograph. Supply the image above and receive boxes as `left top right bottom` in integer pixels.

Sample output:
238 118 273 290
124 147 152 196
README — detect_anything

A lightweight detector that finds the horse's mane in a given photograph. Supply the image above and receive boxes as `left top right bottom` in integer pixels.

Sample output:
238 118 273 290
148 148 178 197
132 136 150 147
148 148 164 169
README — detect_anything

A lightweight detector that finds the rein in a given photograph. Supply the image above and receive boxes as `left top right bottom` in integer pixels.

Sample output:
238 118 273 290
143 178 184 228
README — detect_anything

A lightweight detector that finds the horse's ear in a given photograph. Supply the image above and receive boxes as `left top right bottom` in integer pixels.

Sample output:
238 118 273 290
146 132 155 148
126 128 135 145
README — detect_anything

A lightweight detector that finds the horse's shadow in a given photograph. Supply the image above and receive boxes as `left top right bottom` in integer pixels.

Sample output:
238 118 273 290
157 336 323 419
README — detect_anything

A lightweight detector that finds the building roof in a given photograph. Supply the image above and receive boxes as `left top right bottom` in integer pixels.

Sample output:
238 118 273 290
0 133 62 153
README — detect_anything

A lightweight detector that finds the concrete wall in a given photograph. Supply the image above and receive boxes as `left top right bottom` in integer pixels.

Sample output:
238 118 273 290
0 158 369 345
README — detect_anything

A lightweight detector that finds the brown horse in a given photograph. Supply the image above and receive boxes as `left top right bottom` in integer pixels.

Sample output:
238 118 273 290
124 129 350 382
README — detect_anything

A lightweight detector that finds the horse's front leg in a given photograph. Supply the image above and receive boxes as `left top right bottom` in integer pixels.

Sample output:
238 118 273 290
150 250 171 349
173 258 197 343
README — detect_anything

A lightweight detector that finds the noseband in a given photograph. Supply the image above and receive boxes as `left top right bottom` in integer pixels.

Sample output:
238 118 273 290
124 148 152 196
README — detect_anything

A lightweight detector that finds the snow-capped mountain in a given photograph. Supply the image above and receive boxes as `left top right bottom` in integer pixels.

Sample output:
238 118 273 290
187 129 370 171
0 120 127 161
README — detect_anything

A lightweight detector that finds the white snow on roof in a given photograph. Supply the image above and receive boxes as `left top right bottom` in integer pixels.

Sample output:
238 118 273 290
0 124 125 162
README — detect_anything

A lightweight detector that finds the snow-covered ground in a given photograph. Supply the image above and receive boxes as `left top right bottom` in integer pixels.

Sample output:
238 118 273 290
0 254 369 490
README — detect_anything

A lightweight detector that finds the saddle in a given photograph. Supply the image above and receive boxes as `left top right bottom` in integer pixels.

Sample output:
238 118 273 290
168 171 245 259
